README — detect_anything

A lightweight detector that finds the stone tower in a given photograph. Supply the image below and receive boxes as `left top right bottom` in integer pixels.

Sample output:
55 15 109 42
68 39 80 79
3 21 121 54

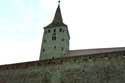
40 2 70 60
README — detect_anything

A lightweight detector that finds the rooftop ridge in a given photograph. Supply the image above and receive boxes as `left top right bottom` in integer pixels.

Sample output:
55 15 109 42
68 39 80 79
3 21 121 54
66 47 125 56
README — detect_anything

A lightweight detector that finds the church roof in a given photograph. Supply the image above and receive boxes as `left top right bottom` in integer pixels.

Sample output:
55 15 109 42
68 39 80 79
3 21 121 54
44 4 67 28
52 4 63 24
66 47 125 57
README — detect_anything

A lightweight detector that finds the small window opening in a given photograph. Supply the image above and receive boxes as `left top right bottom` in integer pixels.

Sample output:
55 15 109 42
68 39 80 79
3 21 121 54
54 29 56 32
52 36 56 40
52 57 54 59
42 48 45 52
61 38 64 41
59 28 62 32
61 47 64 51
44 40 46 42
54 46 56 49
74 58 77 62
48 30 50 33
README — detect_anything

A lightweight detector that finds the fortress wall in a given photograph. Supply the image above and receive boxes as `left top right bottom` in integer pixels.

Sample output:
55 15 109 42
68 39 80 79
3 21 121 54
0 51 125 83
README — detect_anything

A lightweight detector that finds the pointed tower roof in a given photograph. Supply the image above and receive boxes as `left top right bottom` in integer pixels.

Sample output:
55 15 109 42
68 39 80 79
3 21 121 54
44 1 67 28
52 4 63 24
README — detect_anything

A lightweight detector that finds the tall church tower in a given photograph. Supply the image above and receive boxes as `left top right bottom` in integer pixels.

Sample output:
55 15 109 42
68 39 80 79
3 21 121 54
40 2 70 60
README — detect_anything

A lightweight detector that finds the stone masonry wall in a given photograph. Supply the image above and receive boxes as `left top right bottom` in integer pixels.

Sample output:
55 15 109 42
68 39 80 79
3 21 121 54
0 51 125 83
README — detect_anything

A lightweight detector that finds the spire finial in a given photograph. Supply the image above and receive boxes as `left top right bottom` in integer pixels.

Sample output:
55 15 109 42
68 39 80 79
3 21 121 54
58 0 60 4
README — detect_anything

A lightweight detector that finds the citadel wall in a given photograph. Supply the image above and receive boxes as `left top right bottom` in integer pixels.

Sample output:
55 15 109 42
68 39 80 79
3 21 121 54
0 51 125 83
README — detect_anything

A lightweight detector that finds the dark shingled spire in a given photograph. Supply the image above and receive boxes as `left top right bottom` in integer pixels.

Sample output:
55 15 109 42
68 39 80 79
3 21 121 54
52 4 63 24
44 1 66 28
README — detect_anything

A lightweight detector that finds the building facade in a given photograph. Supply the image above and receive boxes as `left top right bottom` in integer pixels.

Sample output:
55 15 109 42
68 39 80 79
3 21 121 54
40 3 70 60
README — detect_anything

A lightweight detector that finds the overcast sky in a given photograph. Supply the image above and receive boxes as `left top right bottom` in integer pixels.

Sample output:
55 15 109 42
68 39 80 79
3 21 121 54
0 0 125 65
